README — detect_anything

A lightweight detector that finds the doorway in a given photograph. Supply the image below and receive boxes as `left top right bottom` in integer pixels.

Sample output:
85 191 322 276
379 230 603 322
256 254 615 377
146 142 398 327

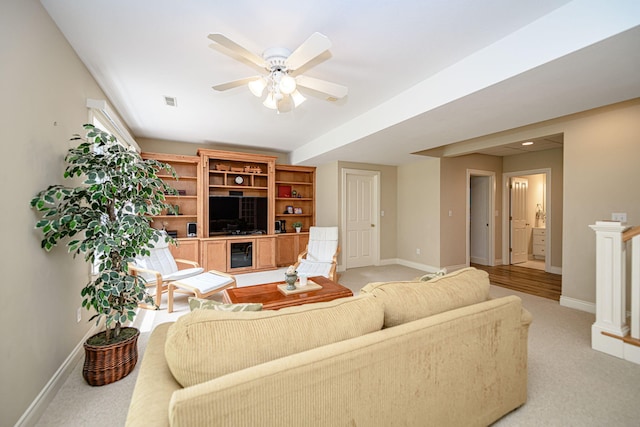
341 168 380 269
502 169 551 273
467 169 495 267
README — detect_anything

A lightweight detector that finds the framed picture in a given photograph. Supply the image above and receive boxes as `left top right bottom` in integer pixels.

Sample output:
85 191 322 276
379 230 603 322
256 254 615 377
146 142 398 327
294 207 303 214
278 185 292 198
286 205 294 214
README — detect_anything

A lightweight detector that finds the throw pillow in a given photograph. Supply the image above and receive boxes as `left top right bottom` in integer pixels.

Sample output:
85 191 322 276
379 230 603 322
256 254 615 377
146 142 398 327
360 267 490 328
165 294 384 388
188 297 262 312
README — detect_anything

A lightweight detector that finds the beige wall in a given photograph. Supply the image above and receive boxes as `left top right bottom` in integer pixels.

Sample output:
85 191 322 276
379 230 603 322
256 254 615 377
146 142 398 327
439 154 503 269
503 148 564 269
315 162 340 227
396 157 441 268
562 100 640 304
1 1 111 424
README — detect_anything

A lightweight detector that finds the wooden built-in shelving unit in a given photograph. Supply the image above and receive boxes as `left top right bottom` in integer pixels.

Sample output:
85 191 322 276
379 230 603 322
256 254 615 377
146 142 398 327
142 149 315 274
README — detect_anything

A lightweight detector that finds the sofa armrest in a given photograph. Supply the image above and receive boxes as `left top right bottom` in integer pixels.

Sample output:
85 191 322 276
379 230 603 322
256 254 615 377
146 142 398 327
126 323 180 427
521 307 533 327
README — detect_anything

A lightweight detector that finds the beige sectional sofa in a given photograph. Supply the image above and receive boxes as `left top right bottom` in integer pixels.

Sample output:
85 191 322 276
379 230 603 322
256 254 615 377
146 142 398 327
126 267 532 427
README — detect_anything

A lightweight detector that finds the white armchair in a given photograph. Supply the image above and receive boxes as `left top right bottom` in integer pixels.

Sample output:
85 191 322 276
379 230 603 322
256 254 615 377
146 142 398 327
128 234 204 309
294 226 340 282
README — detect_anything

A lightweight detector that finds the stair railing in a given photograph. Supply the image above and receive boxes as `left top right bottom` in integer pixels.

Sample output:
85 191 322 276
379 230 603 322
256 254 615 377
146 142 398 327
590 221 640 364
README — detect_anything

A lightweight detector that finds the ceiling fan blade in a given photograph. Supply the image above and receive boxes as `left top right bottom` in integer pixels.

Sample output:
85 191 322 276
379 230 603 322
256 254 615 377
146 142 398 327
208 33 266 69
296 75 348 100
286 32 331 71
212 77 259 92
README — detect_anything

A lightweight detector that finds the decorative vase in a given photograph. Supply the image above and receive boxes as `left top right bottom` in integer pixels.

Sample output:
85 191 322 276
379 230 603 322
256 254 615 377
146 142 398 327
285 273 298 290
82 327 140 386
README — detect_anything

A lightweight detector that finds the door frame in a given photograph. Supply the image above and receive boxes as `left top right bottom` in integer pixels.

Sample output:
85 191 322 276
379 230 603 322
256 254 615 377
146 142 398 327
340 168 380 269
466 169 495 267
502 168 552 272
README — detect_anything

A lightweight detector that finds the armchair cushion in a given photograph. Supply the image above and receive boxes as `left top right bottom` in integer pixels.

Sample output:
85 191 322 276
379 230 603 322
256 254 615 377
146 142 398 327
296 260 333 278
306 226 339 262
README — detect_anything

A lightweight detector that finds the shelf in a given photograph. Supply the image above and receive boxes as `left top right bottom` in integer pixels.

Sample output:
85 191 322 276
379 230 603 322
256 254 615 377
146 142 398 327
141 152 202 239
159 174 197 180
276 197 313 201
276 214 313 218
209 185 268 190
276 181 313 185
210 171 268 177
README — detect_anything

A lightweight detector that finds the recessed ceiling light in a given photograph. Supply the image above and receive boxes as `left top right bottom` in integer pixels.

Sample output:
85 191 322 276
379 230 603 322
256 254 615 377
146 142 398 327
522 141 534 146
164 96 177 107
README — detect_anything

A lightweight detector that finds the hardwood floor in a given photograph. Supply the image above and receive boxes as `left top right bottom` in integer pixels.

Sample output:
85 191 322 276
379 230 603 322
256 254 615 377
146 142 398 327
471 263 562 301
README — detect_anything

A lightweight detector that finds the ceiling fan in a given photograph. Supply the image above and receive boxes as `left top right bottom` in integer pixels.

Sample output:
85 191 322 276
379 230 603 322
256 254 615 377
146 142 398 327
208 32 348 113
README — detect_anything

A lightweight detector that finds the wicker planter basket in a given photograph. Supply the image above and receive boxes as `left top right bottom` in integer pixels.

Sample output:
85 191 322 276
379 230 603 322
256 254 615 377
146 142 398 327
82 327 140 386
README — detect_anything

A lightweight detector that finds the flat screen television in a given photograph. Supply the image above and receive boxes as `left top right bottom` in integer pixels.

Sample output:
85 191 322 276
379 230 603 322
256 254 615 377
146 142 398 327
209 196 268 235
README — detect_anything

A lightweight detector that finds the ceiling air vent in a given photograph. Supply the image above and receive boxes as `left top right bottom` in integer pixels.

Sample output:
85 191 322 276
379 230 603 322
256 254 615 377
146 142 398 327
164 96 177 107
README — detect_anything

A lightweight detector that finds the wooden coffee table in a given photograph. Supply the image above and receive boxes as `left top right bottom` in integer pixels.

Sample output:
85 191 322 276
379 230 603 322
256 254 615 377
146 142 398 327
223 276 353 310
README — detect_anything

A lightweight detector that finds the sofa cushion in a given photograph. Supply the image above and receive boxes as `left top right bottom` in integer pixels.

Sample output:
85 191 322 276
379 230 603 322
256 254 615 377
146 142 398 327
360 267 490 328
165 294 384 387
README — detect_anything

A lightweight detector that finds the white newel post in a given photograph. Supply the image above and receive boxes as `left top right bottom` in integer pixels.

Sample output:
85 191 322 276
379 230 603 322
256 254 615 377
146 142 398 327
589 221 630 358
631 235 640 340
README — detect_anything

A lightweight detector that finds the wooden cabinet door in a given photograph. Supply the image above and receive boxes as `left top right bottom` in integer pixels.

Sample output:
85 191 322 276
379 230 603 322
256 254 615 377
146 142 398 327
202 239 227 272
276 234 297 266
297 234 309 256
256 237 276 270
276 233 309 266
169 239 199 264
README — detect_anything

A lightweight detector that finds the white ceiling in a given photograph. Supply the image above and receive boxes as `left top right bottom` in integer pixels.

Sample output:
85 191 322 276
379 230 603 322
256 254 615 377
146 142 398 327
41 0 640 165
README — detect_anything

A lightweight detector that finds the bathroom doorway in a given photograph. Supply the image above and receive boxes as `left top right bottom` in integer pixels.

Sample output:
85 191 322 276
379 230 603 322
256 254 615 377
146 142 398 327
503 169 551 272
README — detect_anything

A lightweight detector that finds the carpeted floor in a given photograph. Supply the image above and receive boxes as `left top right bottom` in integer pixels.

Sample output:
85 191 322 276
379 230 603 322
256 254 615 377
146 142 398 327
34 265 640 426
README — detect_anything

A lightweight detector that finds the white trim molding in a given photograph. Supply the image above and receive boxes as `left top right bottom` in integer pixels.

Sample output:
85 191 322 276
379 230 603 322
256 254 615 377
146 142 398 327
87 98 140 151
560 295 596 314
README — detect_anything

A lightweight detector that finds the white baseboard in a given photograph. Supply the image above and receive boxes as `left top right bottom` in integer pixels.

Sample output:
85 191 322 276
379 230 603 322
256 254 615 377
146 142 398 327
16 323 100 427
380 258 468 275
470 256 487 265
548 265 563 275
393 258 442 273
560 295 595 314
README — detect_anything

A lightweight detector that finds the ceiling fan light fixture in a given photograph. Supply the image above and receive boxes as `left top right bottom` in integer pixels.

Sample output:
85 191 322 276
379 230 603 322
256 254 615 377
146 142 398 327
248 78 266 97
291 89 306 107
263 92 277 109
279 74 297 95
209 32 346 113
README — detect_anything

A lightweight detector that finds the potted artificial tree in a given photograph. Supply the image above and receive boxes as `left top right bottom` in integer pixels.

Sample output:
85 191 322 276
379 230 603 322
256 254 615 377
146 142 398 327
292 222 303 233
30 124 177 386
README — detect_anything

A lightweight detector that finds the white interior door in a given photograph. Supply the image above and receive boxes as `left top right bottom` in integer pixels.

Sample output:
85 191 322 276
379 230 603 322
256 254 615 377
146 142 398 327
344 170 378 269
510 177 528 264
